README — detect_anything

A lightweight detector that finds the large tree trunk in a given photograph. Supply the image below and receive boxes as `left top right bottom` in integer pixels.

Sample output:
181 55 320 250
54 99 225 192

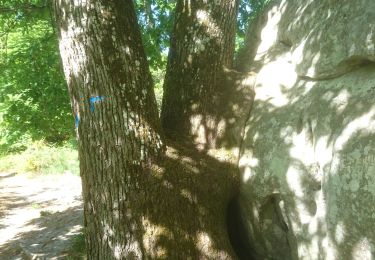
54 0 164 258
161 0 239 149
54 0 238 258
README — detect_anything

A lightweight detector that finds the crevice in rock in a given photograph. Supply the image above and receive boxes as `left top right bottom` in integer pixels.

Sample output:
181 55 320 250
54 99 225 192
259 194 296 260
226 195 260 260
299 57 375 81
279 39 293 48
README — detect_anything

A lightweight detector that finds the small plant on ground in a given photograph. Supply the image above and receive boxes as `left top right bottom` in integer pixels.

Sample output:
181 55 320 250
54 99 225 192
67 231 86 259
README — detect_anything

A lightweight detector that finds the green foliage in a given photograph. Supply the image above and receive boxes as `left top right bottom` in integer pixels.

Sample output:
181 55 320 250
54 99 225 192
65 229 86 259
0 0 72 153
134 0 175 68
236 0 274 51
150 66 166 112
0 140 79 175
134 0 175 112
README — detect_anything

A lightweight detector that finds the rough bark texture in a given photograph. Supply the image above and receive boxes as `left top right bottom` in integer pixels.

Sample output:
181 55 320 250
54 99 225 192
55 0 164 258
54 0 238 258
161 0 239 149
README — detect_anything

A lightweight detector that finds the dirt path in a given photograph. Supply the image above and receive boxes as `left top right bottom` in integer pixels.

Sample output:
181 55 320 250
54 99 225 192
0 172 83 259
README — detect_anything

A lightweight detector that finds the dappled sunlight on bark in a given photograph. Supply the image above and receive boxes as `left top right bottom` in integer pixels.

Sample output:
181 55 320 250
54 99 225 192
236 0 375 259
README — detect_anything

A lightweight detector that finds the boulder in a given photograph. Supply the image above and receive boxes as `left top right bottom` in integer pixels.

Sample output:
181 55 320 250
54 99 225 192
239 0 375 259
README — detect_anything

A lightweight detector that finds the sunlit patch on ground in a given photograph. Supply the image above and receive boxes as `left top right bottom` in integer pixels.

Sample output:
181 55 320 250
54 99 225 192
0 172 83 259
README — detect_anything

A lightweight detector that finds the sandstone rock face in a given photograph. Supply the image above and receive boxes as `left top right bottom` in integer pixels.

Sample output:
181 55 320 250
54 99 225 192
239 0 375 259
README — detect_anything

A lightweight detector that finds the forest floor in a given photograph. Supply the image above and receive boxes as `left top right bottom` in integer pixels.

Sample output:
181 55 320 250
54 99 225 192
0 172 84 259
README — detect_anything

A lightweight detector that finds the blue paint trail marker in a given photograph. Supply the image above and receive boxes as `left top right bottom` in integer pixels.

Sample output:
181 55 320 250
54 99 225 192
74 114 80 128
89 96 105 112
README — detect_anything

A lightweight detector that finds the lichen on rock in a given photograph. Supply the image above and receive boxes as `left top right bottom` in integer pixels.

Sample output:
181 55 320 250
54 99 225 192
237 0 375 259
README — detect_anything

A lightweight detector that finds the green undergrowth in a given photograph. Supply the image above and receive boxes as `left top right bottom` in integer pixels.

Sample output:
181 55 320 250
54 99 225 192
0 140 79 175
67 231 86 259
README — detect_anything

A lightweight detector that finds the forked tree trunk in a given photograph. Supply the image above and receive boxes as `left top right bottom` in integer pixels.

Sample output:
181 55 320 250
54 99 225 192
161 0 239 148
54 0 164 258
54 0 237 259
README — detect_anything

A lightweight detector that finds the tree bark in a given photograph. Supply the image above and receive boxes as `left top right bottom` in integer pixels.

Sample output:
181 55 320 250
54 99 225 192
54 0 237 258
161 0 239 149
54 0 164 258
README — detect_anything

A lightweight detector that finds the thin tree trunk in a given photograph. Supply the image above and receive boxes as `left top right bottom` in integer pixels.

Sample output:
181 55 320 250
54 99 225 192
161 0 239 149
143 0 155 29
